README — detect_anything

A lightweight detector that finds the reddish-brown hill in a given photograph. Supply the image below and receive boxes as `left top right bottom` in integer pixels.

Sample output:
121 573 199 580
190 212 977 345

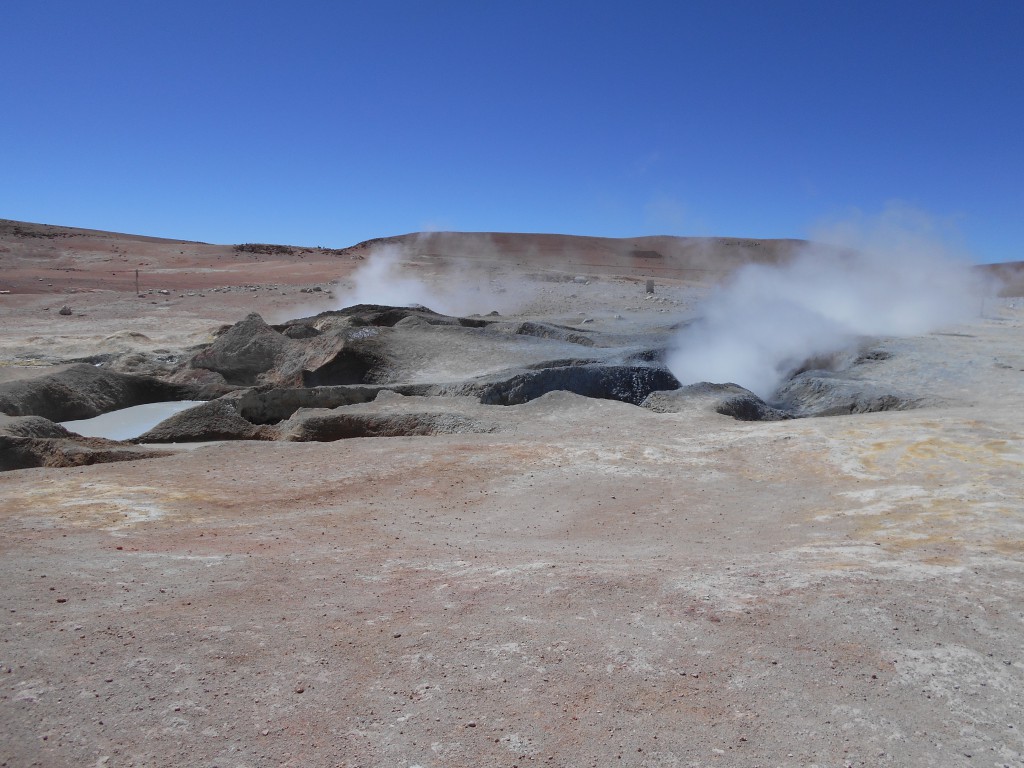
338 231 809 278
2 219 1018 293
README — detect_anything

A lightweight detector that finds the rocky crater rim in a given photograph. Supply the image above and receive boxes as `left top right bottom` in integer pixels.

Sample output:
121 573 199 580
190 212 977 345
0 305 924 464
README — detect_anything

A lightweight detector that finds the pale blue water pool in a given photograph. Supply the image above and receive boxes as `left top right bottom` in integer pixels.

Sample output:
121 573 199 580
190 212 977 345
60 401 204 441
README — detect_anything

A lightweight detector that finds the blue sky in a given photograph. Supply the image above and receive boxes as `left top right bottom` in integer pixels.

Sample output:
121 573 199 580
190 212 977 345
3 1 1022 262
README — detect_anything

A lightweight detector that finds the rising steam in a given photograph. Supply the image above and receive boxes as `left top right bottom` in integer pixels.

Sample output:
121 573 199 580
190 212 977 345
666 207 991 399
335 244 525 316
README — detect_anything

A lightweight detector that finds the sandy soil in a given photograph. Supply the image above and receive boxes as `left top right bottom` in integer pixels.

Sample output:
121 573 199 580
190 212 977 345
1 222 1022 768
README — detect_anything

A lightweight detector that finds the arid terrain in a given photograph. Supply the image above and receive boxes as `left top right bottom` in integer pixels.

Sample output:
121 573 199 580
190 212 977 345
1 219 1022 768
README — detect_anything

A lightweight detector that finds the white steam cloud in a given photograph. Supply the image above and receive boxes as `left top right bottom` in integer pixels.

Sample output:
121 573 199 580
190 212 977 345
666 207 991 399
335 244 526 316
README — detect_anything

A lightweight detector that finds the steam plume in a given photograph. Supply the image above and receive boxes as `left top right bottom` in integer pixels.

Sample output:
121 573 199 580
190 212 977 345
335 244 525 316
666 207 991 399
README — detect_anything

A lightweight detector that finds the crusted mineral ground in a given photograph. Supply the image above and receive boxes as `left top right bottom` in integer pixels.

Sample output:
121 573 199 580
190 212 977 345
1 222 1023 767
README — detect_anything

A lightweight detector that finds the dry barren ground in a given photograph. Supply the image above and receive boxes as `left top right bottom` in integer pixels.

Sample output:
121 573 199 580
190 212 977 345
1 223 1022 767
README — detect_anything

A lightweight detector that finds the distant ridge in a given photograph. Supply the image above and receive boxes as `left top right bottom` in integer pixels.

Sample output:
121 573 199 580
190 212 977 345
978 260 1024 296
335 231 811 277
0 218 208 245
2 219 1020 292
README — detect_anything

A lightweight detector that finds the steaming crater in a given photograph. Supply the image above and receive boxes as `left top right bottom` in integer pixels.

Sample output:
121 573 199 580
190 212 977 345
666 213 989 399
0 299 937 466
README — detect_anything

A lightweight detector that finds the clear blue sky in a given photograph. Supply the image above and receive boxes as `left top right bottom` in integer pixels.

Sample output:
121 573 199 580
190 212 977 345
3 1 1022 262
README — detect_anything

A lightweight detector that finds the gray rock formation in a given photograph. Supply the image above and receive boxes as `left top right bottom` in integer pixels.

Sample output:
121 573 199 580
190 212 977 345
456 365 681 406
233 384 414 424
188 313 302 386
0 364 198 422
135 398 274 443
275 392 503 442
278 409 499 442
642 382 791 421
0 434 169 471
774 372 923 417
0 414 75 438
